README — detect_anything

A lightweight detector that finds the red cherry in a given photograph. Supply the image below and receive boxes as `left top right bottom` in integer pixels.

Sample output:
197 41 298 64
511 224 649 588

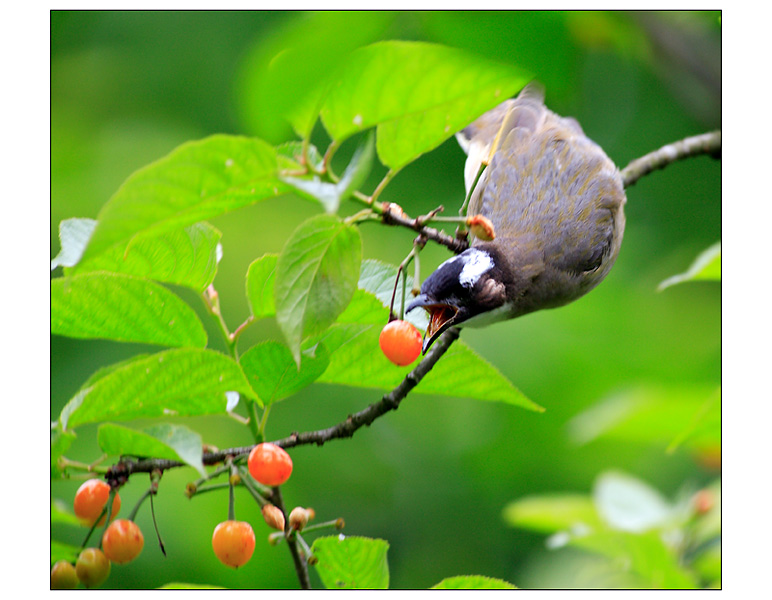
248 443 293 486
379 320 422 366
102 519 144 564
212 520 255 568
73 479 121 526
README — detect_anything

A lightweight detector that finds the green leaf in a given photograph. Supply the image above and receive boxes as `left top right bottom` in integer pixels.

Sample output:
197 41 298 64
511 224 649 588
235 11 395 142
334 131 376 202
280 176 342 214
319 41 530 169
276 141 325 173
51 217 97 270
316 290 543 411
568 529 697 588
59 349 258 430
75 223 222 293
659 241 721 290
239 341 330 405
432 576 517 590
281 132 375 213
312 535 389 590
358 258 428 329
246 254 278 319
275 214 362 365
51 272 207 347
97 423 206 476
502 493 603 533
78 135 289 264
502 486 697 589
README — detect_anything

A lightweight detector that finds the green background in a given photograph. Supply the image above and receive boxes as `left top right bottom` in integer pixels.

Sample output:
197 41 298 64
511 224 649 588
50 11 720 589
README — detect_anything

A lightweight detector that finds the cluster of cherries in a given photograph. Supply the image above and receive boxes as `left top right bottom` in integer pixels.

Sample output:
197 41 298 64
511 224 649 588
52 320 420 588
211 443 296 569
51 443 296 588
51 479 143 588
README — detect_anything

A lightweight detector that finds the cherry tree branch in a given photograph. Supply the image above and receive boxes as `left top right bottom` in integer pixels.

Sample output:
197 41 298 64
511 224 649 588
274 327 460 449
380 203 470 254
621 130 721 188
105 327 461 481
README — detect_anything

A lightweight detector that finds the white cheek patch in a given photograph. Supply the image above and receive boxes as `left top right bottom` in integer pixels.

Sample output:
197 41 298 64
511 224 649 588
459 250 494 288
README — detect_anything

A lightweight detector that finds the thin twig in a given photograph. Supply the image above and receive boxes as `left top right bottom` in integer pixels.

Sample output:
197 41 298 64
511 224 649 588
621 130 721 188
382 207 469 254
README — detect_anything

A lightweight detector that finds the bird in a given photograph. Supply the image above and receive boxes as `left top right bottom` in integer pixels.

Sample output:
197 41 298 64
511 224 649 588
406 83 627 353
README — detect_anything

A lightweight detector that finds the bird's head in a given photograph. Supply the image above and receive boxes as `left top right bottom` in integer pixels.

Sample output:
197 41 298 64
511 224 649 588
406 246 513 353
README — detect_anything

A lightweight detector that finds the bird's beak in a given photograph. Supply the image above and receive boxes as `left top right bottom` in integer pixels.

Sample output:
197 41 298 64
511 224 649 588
406 295 460 354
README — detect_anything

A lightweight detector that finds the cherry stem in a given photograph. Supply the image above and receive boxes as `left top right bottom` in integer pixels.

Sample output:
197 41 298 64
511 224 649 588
389 246 420 321
98 488 118 549
237 465 271 507
293 531 314 563
80 504 108 550
227 460 236 522
149 489 166 556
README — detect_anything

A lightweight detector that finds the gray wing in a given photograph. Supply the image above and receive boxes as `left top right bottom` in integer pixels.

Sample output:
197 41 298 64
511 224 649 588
456 83 550 196
465 86 626 300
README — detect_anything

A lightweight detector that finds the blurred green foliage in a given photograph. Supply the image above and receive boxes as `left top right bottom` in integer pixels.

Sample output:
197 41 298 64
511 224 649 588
51 11 720 589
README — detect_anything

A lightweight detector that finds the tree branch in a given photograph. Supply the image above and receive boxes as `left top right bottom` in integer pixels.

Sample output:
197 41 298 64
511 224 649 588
381 203 469 254
275 327 460 449
105 327 461 480
621 130 721 188
271 486 312 590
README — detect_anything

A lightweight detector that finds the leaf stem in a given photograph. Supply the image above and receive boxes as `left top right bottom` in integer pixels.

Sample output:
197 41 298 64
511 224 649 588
370 168 399 206
200 285 237 358
322 139 341 179
247 400 263 444
58 456 110 475
256 405 271 441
